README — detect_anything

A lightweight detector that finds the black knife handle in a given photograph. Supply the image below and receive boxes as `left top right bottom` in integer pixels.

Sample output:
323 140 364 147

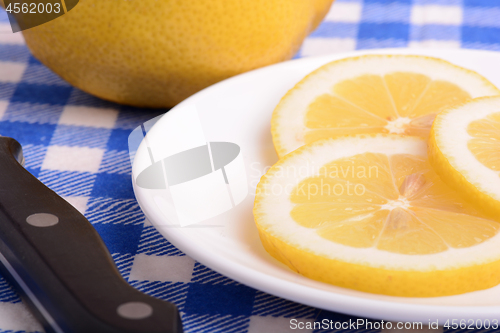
0 137 182 333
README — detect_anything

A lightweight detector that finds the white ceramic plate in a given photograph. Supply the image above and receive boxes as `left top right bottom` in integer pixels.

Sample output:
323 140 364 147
133 48 500 323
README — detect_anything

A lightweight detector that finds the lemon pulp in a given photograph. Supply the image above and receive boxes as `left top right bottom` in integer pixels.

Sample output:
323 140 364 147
305 73 470 144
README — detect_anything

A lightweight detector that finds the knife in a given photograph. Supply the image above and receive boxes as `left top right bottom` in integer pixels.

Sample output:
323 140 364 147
0 136 183 333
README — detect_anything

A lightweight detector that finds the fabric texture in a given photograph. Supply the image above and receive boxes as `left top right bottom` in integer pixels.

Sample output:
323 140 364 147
0 0 499 332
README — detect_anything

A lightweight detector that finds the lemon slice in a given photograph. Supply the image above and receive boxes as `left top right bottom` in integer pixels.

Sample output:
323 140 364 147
272 55 499 158
254 135 500 297
429 96 500 220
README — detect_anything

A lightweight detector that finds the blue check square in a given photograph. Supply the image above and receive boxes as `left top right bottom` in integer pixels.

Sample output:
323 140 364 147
184 283 256 316
11 83 72 106
0 121 55 146
358 22 410 41
92 173 135 199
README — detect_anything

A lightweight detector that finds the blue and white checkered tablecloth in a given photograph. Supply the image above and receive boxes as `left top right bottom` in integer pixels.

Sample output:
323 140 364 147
0 0 499 332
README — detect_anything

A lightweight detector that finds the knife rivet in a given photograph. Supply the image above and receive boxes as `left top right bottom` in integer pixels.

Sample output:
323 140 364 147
26 213 59 227
117 302 153 320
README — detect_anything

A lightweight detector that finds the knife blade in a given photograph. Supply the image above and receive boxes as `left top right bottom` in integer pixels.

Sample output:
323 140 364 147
0 136 183 333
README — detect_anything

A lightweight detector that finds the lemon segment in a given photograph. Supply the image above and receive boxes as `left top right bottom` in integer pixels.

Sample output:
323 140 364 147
272 55 500 158
429 96 500 219
254 135 500 297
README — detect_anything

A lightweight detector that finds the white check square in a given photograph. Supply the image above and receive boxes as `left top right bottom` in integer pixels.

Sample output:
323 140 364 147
42 145 104 173
129 254 195 283
325 2 362 23
0 23 25 44
301 38 356 57
0 61 26 83
59 105 119 129
411 5 463 25
248 316 313 333
0 303 42 332
0 100 8 120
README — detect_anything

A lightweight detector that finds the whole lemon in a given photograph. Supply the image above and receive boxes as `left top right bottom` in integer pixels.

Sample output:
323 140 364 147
20 0 334 108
